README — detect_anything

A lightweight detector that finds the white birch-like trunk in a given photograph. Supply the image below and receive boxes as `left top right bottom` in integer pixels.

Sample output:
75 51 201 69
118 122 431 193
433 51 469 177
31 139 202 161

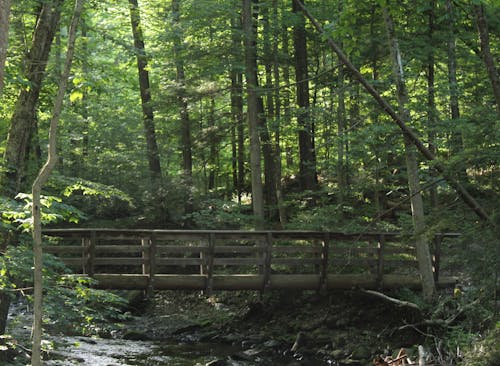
382 6 436 301
31 1 85 364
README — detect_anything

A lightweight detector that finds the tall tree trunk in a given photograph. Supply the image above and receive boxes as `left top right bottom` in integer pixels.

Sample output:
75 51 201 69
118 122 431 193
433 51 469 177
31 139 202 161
171 0 193 213
445 0 467 182
230 70 245 202
128 0 162 181
426 0 438 209
261 1 279 219
208 97 217 190
292 0 317 191
337 58 348 201
0 0 11 93
243 0 265 226
0 0 64 197
172 0 193 183
31 2 84 364
474 3 500 115
272 0 287 227
383 5 435 301
230 15 245 203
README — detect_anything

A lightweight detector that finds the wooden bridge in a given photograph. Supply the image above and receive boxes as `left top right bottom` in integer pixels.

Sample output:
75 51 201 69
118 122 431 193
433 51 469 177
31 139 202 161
43 229 459 293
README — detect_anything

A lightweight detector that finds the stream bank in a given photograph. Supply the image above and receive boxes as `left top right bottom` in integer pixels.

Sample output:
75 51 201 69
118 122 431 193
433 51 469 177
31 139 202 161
5 287 478 365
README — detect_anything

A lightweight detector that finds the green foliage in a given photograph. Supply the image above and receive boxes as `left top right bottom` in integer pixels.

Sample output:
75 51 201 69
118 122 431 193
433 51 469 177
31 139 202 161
44 275 130 336
460 325 500 366
0 193 87 232
1 242 129 337
48 175 135 219
184 198 253 229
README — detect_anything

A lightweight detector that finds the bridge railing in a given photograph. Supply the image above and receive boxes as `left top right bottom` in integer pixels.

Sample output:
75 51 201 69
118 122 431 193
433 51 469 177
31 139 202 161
43 229 460 292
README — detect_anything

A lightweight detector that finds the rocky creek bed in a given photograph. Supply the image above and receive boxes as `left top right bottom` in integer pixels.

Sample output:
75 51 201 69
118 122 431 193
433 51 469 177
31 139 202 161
4 289 437 365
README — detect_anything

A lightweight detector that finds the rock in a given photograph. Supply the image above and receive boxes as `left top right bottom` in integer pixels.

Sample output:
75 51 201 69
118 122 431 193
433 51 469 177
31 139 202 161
122 330 152 341
263 339 281 348
330 349 346 359
205 359 227 366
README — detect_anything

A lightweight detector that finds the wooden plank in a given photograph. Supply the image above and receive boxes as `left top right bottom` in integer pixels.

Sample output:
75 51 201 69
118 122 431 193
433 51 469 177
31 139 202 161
82 273 458 291
272 258 322 265
45 245 84 254
213 257 264 266
93 258 146 266
156 258 203 266
93 245 144 253
271 246 321 254
156 245 207 254
214 245 260 254
59 258 86 266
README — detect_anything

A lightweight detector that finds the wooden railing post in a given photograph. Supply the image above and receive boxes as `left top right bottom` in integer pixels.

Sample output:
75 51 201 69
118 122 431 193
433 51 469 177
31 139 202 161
205 233 215 296
376 234 385 287
433 234 442 283
141 236 150 275
146 232 157 298
262 232 272 291
320 233 330 291
87 230 96 277
81 237 88 275
200 237 207 275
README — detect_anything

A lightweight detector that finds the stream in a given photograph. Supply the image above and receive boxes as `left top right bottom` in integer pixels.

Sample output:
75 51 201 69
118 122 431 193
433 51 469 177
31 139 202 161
45 336 245 365
43 335 329 366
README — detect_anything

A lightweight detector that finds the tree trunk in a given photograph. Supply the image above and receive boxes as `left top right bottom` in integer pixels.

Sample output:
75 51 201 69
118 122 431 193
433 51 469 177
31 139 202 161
230 15 245 203
31 2 84 364
292 0 317 191
230 70 245 202
172 0 193 183
261 1 279 219
243 0 265 226
383 5 435 301
446 0 466 178
293 0 492 224
208 97 217 190
474 3 500 115
128 0 162 181
337 60 348 200
272 0 287 227
426 0 438 209
0 0 64 197
0 0 11 92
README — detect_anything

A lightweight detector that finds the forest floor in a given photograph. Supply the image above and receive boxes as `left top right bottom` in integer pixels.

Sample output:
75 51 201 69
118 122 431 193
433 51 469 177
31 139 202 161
121 288 441 365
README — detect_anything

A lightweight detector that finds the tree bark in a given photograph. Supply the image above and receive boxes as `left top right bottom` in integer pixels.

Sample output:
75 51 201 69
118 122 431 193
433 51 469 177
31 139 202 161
261 1 279 219
128 0 162 182
0 0 64 197
474 3 500 115
0 0 11 93
242 0 265 226
172 0 193 183
426 0 438 209
230 15 245 203
31 2 84 364
293 0 493 225
292 0 317 191
382 5 435 301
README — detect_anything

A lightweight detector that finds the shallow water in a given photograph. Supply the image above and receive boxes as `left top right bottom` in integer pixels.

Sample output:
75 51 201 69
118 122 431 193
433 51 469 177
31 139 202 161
45 336 242 365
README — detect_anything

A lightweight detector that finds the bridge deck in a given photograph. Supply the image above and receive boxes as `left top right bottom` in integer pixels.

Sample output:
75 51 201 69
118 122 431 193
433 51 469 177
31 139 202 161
43 229 460 292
